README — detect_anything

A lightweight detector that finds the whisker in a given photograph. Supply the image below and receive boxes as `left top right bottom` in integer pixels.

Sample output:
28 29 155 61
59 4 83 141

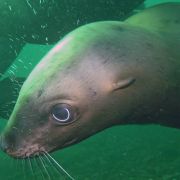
28 156 35 179
44 151 75 180
35 156 46 180
42 153 58 179
4 156 14 179
15 158 19 176
9 156 14 171
39 155 51 180
15 158 22 178
22 158 26 180
32 157 42 180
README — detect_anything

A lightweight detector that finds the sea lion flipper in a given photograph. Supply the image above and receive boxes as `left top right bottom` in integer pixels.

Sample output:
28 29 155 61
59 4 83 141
112 77 136 91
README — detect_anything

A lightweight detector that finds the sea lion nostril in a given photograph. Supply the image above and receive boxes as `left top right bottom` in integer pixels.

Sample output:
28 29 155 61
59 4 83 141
0 128 20 153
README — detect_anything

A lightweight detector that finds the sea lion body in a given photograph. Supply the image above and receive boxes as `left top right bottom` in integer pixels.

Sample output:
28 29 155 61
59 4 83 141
1 3 180 158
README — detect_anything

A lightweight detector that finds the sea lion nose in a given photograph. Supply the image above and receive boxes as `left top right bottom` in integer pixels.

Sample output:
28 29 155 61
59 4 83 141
0 128 19 153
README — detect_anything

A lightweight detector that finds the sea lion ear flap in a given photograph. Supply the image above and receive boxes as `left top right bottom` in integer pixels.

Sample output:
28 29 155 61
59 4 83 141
112 77 136 91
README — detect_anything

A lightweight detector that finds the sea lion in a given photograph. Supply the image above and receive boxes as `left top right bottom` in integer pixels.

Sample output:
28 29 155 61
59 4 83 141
0 0 144 119
1 3 180 158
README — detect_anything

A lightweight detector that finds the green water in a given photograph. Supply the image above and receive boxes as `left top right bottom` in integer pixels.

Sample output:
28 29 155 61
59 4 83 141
1 0 180 179
1 122 180 179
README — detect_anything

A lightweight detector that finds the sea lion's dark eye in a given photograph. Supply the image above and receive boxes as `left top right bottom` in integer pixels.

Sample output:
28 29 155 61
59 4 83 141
51 104 75 124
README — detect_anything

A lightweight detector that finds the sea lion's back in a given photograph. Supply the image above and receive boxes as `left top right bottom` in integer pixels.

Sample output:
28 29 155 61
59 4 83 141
125 3 180 34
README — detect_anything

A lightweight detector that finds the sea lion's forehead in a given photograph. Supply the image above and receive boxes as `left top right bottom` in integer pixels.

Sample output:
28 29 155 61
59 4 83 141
20 22 123 96
14 22 130 114
20 37 76 96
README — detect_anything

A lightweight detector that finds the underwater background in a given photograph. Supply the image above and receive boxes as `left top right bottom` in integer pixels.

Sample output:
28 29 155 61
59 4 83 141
0 0 180 179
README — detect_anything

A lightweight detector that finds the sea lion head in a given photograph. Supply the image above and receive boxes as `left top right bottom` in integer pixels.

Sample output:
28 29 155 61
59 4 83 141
1 21 167 158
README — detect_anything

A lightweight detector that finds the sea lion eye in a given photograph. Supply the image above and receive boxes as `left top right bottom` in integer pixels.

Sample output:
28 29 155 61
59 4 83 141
51 104 74 124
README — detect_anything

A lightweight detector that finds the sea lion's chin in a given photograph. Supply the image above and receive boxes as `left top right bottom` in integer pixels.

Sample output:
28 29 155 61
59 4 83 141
5 140 78 159
4 144 49 159
2 129 80 159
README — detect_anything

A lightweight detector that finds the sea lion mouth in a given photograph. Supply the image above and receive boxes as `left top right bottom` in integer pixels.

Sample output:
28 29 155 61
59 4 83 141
5 145 46 159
